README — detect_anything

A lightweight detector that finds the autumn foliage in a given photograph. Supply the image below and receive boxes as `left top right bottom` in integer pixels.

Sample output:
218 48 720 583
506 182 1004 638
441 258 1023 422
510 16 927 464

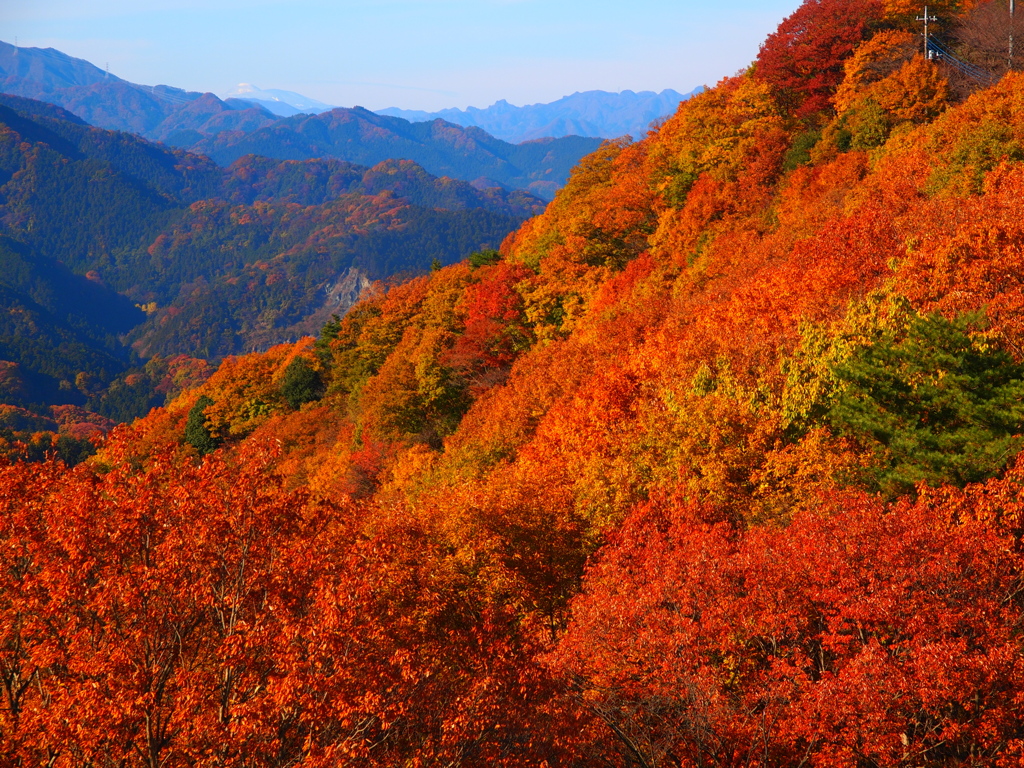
756 0 884 119
555 492 1024 765
9 0 1024 763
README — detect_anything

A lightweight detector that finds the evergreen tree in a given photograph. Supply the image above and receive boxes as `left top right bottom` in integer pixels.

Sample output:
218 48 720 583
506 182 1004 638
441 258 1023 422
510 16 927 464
184 395 220 454
829 313 1024 495
280 357 324 410
468 248 502 270
314 314 343 366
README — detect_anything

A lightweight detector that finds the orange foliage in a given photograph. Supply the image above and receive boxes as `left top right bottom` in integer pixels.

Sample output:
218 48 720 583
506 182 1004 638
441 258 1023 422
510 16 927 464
19 24 1024 765
834 30 921 113
896 164 1024 354
832 31 949 125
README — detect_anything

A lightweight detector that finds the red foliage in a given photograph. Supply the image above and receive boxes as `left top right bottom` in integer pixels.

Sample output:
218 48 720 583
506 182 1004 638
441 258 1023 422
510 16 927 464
0 439 575 766
444 261 534 389
553 493 1024 766
756 0 884 119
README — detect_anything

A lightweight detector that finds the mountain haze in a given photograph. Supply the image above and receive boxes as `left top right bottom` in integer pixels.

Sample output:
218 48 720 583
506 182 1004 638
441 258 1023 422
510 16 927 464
377 87 704 142
0 41 605 197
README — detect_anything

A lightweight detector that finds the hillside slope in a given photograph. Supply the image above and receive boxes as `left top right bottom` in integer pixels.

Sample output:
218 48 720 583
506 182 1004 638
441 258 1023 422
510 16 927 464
7 0 1024 764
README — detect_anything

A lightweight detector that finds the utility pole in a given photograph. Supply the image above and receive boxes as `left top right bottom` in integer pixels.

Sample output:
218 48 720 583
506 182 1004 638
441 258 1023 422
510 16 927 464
1010 0 1016 70
917 6 938 59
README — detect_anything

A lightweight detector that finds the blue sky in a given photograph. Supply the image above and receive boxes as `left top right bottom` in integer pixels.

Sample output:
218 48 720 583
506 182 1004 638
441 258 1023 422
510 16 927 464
1 0 803 111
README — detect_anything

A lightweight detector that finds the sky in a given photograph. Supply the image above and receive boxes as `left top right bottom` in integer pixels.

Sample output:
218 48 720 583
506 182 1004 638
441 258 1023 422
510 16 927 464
0 0 804 112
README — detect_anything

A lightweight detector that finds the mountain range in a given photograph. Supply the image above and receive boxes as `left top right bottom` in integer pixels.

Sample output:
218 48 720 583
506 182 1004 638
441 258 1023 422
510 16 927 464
376 88 704 143
223 84 704 143
185 108 601 200
0 41 695 196
0 41 606 200
0 41 279 141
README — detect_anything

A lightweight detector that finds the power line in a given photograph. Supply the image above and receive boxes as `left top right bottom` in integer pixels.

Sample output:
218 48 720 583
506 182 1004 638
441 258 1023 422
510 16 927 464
928 36 997 84
915 4 1000 86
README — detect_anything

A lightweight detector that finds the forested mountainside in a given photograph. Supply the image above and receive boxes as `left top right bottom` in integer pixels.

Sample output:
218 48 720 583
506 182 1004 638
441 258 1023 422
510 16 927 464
187 108 603 200
0 41 604 198
377 87 704 143
0 93 542 442
9 0 1024 764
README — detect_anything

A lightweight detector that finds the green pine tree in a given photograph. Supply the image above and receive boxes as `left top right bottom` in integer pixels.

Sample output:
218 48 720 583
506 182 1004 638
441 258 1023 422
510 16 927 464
184 395 220 455
280 357 324 410
829 313 1024 496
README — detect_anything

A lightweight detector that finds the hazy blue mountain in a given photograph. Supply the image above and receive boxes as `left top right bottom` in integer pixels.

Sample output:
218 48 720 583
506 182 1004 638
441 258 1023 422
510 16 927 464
223 83 336 115
376 88 705 143
0 41 600 197
189 107 604 200
0 41 278 141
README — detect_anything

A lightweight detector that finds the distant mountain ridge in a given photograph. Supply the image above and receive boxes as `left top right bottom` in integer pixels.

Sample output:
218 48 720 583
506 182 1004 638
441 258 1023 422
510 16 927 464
376 88 705 143
189 108 603 200
218 86 704 143
0 41 279 141
0 41 604 198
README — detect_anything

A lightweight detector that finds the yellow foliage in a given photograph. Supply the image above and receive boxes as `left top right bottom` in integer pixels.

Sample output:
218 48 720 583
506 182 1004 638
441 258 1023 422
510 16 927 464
202 338 316 437
779 292 913 431
651 76 782 198
749 428 876 524
357 322 466 445
417 262 473 332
